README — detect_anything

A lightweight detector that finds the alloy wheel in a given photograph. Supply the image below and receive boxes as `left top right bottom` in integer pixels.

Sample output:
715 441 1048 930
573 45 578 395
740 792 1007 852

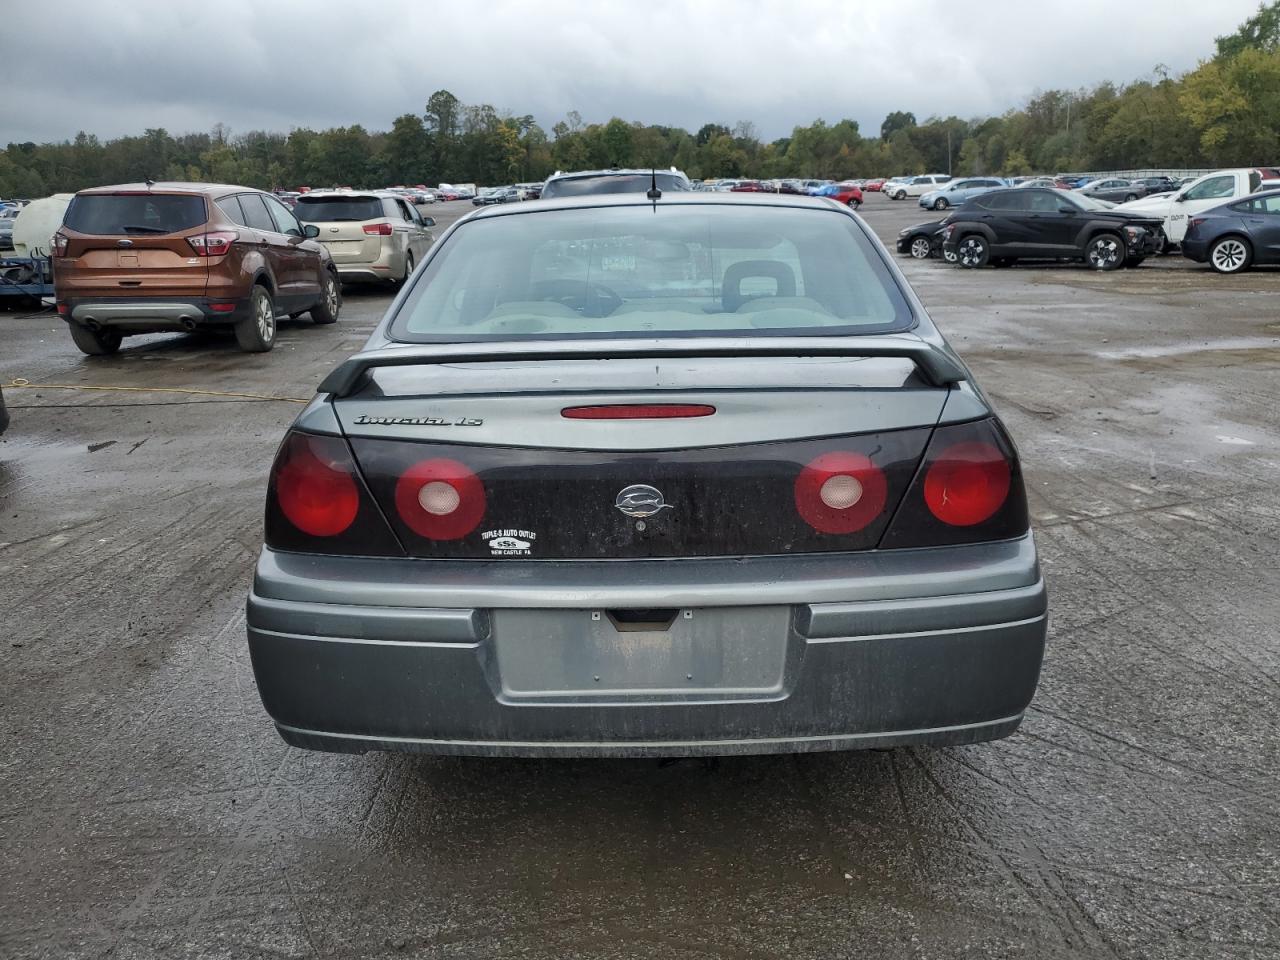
910 237 932 259
958 237 986 267
1087 236 1120 269
324 277 340 315
1210 238 1249 273
257 292 276 341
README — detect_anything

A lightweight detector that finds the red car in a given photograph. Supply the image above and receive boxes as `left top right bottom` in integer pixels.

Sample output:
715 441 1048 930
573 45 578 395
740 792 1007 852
829 184 864 208
730 180 768 192
864 179 886 192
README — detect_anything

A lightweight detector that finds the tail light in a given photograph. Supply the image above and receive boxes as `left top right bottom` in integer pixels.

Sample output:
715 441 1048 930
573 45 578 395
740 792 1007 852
188 231 238 256
1187 218 1206 234
265 432 402 556
52 233 69 256
794 451 887 534
393 458 486 540
562 404 716 419
880 418 1028 549
362 222 394 236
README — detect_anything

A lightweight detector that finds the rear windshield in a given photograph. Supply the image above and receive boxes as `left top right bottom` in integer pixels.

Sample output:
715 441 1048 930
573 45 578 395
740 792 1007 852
64 194 207 235
293 196 383 222
390 203 912 342
541 173 690 199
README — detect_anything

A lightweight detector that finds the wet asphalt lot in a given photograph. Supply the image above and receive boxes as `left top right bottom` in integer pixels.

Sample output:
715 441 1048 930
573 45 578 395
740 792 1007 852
2 195 1279 959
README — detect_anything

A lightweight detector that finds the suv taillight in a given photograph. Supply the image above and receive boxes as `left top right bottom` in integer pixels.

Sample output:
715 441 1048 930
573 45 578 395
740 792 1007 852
880 418 1029 549
52 233 69 256
362 222 394 236
265 431 403 556
188 231 238 257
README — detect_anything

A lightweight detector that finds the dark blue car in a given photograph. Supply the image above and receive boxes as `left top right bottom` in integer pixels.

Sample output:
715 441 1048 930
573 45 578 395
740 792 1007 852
1181 189 1280 273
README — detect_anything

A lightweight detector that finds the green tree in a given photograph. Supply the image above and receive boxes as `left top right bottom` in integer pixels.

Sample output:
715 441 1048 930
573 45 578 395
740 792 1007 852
1216 0 1280 58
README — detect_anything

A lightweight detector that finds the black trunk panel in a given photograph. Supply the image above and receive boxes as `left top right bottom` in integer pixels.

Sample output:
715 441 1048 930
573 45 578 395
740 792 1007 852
349 429 931 559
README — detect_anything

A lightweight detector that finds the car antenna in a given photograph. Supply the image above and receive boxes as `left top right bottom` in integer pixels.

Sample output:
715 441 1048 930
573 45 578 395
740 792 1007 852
647 168 662 201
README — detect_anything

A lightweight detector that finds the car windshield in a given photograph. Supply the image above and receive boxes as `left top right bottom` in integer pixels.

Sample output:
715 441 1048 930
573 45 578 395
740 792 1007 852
1062 190 1113 211
64 194 207 235
541 173 690 199
390 203 912 342
293 196 383 222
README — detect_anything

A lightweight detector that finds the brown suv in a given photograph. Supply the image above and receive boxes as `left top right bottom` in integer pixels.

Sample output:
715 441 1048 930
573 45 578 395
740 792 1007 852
53 182 342 354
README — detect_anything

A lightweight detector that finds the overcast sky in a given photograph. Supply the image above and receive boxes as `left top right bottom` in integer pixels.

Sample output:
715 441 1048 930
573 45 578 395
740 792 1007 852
3 0 1260 145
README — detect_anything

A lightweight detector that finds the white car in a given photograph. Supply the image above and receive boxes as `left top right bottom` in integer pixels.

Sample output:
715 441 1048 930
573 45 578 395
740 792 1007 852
1114 168 1264 244
887 174 952 201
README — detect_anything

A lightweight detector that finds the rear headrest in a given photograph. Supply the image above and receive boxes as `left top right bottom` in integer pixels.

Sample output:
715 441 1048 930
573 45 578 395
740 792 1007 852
721 260 797 312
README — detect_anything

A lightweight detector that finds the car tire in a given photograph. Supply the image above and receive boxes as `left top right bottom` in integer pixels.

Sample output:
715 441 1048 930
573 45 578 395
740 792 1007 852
1124 193 1138 202
909 237 932 259
1085 233 1124 271
956 234 990 268
311 273 341 325
894 190 907 200
943 247 958 264
69 324 122 356
934 198 949 210
1208 236 1252 274
846 199 861 209
235 285 277 352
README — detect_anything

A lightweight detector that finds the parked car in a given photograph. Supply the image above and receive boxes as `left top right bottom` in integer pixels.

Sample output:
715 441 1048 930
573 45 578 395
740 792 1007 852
53 182 341 354
1133 177 1180 196
1015 178 1058 189
0 218 13 251
863 179 887 192
246 191 1047 759
942 188 1165 270
896 218 951 260
293 191 434 285
1076 179 1147 203
1180 189 1280 273
472 188 521 206
812 183 864 208
542 169 693 200
0 382 8 436
918 177 1006 211
729 180 769 193
887 175 952 200
1116 168 1265 246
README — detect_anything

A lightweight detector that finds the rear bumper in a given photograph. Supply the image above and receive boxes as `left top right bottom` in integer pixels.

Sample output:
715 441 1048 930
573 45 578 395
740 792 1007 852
61 296 250 331
1180 238 1209 262
247 536 1048 757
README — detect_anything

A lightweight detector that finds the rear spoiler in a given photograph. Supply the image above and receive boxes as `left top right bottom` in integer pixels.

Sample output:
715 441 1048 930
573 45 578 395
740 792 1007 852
317 336 968 397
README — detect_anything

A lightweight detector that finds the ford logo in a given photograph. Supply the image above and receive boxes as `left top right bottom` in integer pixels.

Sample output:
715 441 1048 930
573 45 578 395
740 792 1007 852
615 484 672 518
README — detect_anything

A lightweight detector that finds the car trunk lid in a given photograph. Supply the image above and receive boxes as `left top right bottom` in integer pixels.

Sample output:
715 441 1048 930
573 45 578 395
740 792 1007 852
329 348 958 560
294 195 386 263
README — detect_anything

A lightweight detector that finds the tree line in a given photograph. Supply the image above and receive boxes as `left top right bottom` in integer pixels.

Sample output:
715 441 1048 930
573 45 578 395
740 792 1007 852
2 3 1278 199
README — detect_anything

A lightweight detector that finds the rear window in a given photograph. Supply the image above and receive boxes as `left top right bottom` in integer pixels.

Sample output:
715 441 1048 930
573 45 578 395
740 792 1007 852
541 173 690 200
390 203 912 343
64 194 207 235
293 196 384 222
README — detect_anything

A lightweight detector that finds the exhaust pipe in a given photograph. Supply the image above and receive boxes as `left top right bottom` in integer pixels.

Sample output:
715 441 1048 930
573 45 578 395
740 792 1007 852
84 319 101 332
180 317 198 332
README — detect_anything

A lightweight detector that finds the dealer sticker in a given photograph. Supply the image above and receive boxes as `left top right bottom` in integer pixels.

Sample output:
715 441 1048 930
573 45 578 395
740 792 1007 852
482 529 537 556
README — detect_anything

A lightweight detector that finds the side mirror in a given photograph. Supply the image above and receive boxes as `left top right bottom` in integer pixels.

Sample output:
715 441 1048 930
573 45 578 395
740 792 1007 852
1173 194 1186 203
1058 206 1076 214
303 224 320 238
423 217 436 227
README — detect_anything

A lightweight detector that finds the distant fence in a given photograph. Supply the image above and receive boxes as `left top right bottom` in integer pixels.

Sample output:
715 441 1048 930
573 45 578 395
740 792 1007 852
1054 169 1216 180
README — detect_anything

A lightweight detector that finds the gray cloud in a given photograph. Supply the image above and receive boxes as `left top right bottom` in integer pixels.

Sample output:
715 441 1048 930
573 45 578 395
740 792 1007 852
3 0 1258 144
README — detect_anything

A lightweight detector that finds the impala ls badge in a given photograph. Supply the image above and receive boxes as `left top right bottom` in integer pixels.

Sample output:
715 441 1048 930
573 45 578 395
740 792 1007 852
615 484 672 518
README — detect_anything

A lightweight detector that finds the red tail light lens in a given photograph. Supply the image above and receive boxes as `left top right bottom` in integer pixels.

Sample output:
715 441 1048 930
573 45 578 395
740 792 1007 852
394 458 486 540
188 231 238 256
561 404 716 419
923 441 1011 526
795 451 888 534
274 434 360 536
362 222 394 236
879 418 1028 549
